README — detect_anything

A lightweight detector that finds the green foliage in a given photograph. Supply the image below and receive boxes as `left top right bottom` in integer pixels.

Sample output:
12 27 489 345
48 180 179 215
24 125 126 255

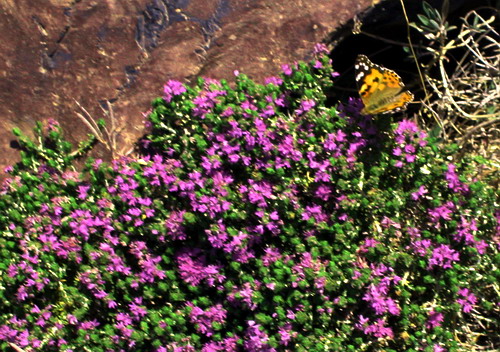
0 48 498 352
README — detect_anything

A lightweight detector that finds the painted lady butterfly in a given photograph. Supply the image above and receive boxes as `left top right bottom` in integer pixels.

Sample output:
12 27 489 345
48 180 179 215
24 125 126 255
355 54 414 115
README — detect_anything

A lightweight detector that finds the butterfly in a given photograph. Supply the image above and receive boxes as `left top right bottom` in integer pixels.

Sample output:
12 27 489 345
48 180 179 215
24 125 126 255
355 54 414 115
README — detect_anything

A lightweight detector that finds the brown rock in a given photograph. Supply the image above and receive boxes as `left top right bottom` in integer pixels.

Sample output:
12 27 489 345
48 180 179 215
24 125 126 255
0 0 373 175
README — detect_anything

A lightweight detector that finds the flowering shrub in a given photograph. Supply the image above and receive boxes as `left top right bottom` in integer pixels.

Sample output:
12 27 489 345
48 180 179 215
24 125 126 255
0 45 498 352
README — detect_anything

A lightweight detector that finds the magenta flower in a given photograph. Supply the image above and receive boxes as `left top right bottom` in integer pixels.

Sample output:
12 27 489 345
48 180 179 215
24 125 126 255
46 118 61 131
77 184 91 200
301 204 328 223
313 60 323 69
264 76 283 86
295 99 316 116
201 336 239 352
457 288 477 313
313 43 329 55
426 310 444 329
177 249 225 287
445 164 469 194
278 324 296 346
410 239 432 256
411 185 428 200
428 201 455 225
392 120 427 167
355 316 394 339
188 303 226 337
244 320 276 352
362 281 401 316
261 247 281 266
79 319 100 330
229 282 258 310
163 80 187 103
434 344 447 352
428 244 460 269
454 216 488 254
281 64 292 76
129 297 148 320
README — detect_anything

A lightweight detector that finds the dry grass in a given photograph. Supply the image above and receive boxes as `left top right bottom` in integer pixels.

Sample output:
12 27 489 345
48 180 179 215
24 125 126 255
74 100 134 159
410 6 499 186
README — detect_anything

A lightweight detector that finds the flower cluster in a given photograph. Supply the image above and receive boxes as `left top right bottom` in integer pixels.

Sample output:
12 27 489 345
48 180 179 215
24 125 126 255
392 120 428 168
0 51 498 352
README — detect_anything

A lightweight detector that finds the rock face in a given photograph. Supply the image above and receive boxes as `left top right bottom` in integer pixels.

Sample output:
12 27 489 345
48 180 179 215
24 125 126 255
0 0 372 173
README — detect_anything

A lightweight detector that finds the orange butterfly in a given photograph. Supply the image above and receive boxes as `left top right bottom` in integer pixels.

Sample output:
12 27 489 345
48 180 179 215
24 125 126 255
355 54 414 115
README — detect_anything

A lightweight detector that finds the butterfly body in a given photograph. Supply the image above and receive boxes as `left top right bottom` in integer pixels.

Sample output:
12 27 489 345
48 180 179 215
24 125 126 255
355 54 414 115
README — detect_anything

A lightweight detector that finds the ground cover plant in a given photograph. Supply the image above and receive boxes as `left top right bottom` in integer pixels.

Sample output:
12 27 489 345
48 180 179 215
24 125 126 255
0 44 498 352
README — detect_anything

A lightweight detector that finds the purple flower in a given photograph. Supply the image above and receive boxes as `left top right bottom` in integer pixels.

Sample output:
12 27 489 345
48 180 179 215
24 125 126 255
295 99 316 116
428 244 459 269
313 43 329 55
94 290 108 299
67 314 78 325
281 64 292 76
129 297 148 320
264 76 283 86
164 210 187 241
77 184 90 200
278 324 295 346
362 281 401 316
411 185 428 200
192 90 225 119
177 249 225 287
409 239 432 256
445 164 469 194
260 105 275 118
392 120 427 167
191 194 231 219
434 344 447 352
355 314 370 330
355 316 394 339
454 216 487 254
46 118 60 131
457 288 477 313
313 60 323 69
188 303 227 337
274 94 286 107
244 320 276 352
0 326 19 342
229 282 258 310
428 201 455 226
163 80 187 103
138 255 166 283
262 247 281 266
201 336 239 352
242 180 274 208
16 286 28 301
301 204 328 223
323 129 346 156
116 313 133 326
426 310 444 329
79 319 100 330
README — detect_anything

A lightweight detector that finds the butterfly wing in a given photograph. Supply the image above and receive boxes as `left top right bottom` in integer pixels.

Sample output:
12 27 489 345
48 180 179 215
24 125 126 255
365 91 414 115
355 55 413 114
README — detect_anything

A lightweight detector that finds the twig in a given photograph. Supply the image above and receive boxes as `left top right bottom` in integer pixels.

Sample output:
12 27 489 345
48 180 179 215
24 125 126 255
8 342 28 352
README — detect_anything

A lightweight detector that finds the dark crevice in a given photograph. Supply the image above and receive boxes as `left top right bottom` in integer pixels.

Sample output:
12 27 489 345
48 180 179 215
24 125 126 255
40 1 77 71
56 26 71 44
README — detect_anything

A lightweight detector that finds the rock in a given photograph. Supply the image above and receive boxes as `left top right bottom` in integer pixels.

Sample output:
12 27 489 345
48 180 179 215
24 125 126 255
0 0 373 175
